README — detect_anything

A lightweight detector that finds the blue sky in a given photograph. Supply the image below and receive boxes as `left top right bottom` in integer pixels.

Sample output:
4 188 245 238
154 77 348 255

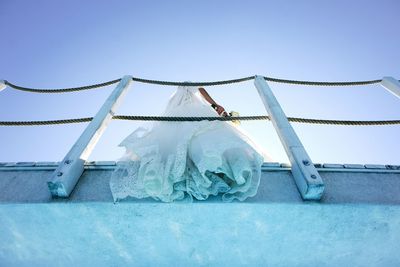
0 0 399 164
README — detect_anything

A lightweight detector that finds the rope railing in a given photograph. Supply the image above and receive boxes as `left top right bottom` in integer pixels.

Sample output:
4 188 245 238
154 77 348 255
263 77 383 86
3 79 121 93
10 74 395 200
1 115 399 126
1 75 398 126
2 75 394 94
131 76 255 86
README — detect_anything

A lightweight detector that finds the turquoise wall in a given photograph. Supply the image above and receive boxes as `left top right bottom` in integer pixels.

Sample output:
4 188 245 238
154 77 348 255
0 202 399 266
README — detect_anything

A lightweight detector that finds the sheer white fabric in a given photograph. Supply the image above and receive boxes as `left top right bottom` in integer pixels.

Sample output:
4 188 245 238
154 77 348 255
109 85 267 203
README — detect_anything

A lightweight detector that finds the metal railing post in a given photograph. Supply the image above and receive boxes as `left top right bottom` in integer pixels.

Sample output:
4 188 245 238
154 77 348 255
254 75 325 200
47 75 132 197
381 77 400 99
0 80 6 92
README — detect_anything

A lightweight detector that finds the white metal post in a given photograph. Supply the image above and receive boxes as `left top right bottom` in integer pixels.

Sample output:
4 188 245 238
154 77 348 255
380 77 400 99
47 75 132 197
0 80 6 92
254 75 324 200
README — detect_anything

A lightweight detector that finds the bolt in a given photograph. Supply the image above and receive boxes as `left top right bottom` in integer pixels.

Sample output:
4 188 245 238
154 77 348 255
310 174 317 179
303 160 310 166
65 160 72 164
57 172 63 177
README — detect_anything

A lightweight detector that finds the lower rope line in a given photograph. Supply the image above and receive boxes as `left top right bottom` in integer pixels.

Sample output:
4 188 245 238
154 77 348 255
0 118 93 126
112 115 269 121
1 115 400 126
287 118 400 126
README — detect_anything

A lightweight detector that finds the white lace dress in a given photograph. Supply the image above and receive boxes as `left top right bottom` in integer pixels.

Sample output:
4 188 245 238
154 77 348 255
109 85 266 203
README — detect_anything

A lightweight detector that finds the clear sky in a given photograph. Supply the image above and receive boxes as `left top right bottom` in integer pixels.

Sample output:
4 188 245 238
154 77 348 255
0 0 399 165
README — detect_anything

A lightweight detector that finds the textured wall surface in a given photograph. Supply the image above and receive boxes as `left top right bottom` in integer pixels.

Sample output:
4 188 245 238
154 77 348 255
1 163 400 266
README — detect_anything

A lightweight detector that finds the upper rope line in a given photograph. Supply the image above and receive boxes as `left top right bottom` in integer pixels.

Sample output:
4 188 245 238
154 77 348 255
1 75 389 93
131 76 255 86
263 77 383 86
3 79 122 93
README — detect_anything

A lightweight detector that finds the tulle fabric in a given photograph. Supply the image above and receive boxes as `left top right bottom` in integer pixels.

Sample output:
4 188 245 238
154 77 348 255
109 85 266 203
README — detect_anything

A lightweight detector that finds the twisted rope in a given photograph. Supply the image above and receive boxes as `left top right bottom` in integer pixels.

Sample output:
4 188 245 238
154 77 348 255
0 117 93 126
3 76 254 93
3 75 393 94
4 79 121 93
113 115 269 121
131 76 255 86
263 77 383 86
1 115 399 126
287 117 400 126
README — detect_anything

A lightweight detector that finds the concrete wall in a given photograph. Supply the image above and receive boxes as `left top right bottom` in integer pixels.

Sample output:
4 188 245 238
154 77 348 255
1 162 400 266
1 161 400 204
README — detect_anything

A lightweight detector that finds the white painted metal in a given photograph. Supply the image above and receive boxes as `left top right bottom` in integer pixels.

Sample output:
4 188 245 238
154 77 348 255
0 80 6 92
47 75 132 197
254 75 325 200
381 77 400 99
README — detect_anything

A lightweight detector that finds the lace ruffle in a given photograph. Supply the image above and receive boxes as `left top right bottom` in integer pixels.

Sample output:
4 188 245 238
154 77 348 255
109 86 264 203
